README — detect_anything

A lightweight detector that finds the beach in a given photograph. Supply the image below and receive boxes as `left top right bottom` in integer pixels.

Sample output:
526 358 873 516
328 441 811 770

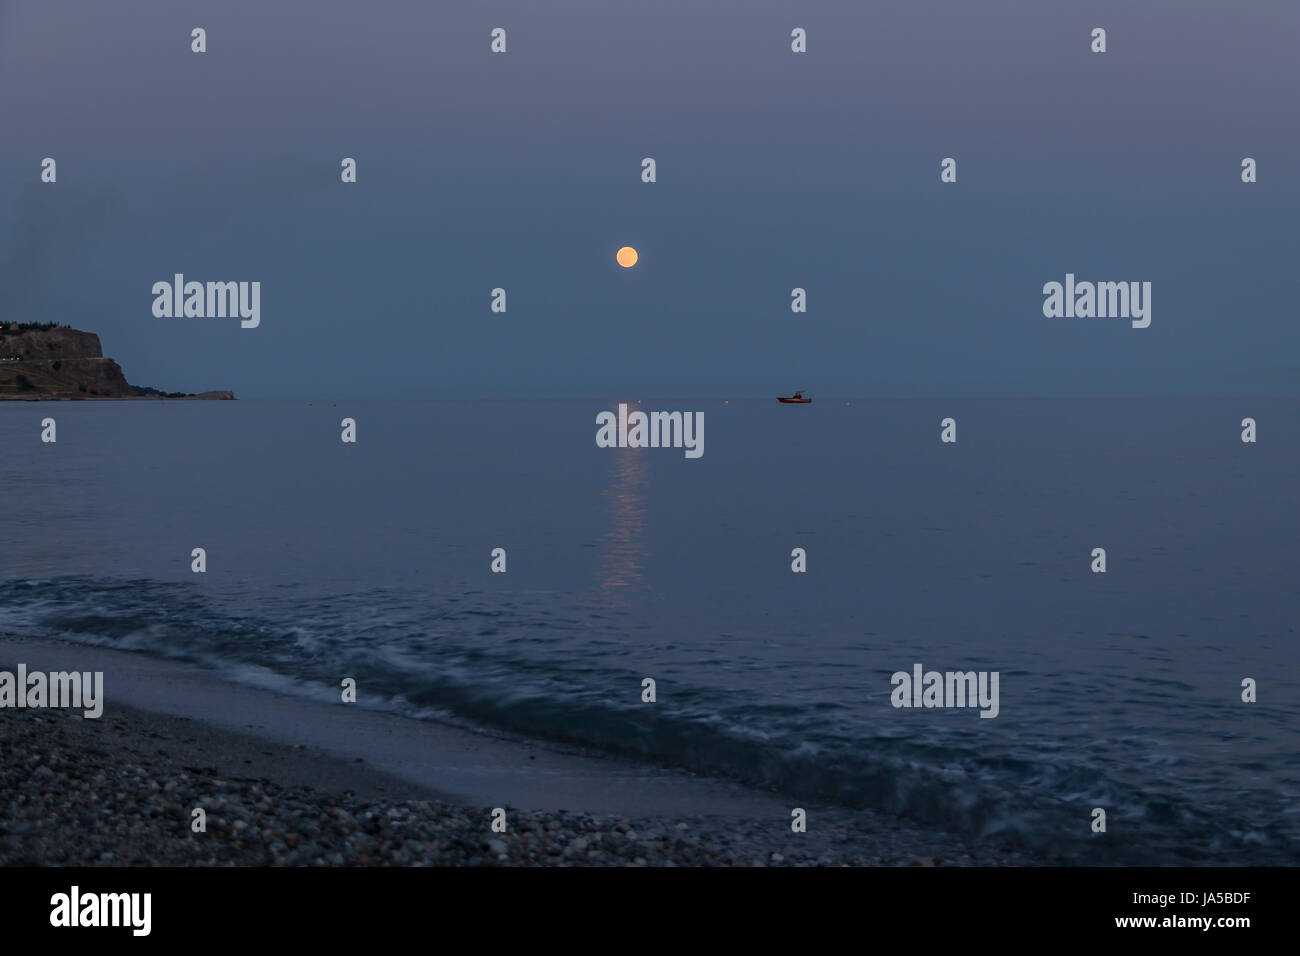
3 398 1295 866
0 636 1039 866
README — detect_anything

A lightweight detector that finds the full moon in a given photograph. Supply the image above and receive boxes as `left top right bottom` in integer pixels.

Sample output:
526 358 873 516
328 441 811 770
616 246 638 268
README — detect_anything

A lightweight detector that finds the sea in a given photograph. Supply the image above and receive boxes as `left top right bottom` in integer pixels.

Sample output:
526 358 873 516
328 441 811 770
2 397 1297 864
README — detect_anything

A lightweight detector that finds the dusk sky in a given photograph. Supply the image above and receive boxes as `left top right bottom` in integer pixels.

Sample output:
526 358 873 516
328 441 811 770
1 0 1296 399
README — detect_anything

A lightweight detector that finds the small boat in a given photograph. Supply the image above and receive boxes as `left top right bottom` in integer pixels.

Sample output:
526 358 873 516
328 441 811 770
777 390 811 404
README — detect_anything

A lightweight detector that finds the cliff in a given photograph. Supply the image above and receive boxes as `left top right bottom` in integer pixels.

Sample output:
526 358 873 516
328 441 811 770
0 325 234 400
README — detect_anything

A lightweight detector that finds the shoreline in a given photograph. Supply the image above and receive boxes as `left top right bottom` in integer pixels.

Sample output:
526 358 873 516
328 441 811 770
0 393 235 401
0 636 1042 866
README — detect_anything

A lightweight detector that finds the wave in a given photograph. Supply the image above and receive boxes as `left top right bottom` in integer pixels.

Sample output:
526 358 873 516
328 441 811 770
0 575 1292 864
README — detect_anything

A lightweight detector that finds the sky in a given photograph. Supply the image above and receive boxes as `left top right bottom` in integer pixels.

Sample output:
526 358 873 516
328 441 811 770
0 0 1297 399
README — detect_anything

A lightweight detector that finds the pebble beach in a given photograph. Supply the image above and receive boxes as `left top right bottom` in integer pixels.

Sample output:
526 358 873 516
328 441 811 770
0 704 1042 867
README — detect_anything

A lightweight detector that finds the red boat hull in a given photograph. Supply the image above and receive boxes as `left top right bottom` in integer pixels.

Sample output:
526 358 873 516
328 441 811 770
777 397 811 404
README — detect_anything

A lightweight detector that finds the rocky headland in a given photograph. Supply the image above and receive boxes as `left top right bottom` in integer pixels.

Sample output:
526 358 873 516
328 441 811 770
0 323 233 400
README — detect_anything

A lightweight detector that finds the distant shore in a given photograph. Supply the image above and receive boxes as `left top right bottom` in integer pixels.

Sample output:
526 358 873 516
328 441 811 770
0 636 1041 866
0 391 235 402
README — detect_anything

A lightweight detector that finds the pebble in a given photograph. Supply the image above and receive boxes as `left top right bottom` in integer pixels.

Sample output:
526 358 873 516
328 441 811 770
1 705 1043 867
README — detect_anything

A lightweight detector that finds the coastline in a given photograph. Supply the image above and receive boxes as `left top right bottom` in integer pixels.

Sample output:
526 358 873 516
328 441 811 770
0 392 235 401
0 636 1041 866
